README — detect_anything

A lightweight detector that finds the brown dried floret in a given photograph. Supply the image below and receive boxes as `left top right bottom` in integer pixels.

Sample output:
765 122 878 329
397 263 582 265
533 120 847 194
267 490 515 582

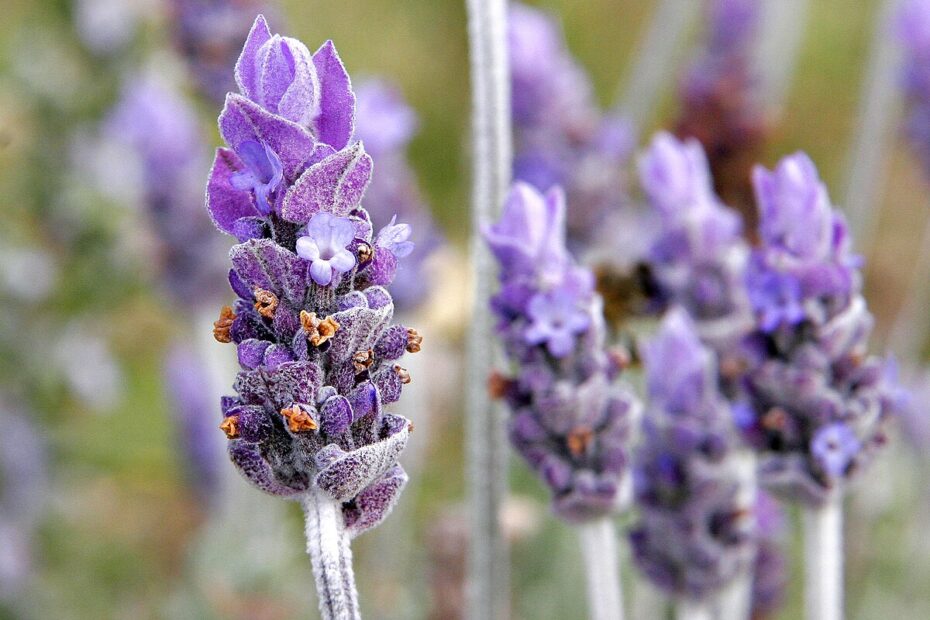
300 310 340 347
566 426 594 457
254 288 279 319
219 415 240 439
406 328 423 353
281 405 318 433
213 305 236 343
394 365 411 384
352 349 375 373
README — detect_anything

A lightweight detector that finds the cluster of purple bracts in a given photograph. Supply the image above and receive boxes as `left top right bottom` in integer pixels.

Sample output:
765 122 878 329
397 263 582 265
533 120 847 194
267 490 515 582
735 153 897 507
629 309 755 601
484 182 638 522
508 2 633 250
897 0 930 175
637 132 753 350
204 15 418 534
676 0 768 226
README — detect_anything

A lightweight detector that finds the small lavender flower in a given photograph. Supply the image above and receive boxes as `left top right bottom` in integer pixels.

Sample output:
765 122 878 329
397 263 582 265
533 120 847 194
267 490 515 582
508 2 634 249
737 153 897 507
676 0 768 226
353 79 442 310
629 309 755 602
638 132 753 348
897 0 930 175
205 15 420 617
485 182 638 522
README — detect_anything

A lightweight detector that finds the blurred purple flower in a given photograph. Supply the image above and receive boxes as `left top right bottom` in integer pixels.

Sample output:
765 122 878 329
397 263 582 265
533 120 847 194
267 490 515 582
486 183 638 522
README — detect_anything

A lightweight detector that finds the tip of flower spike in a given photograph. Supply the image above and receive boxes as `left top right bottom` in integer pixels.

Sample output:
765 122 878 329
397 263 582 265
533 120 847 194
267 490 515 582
220 415 240 439
281 405 318 433
213 306 236 343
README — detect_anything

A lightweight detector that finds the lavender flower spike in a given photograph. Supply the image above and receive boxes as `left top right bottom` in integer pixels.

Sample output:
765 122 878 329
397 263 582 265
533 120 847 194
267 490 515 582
629 308 755 605
739 152 899 620
206 16 421 619
487 182 637 619
638 132 753 349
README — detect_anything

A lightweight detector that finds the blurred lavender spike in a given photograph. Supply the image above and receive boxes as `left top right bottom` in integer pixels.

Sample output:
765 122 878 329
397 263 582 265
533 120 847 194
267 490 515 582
630 310 755 610
842 0 903 246
354 79 442 311
889 0 930 362
616 0 701 136
464 0 512 618
750 0 811 109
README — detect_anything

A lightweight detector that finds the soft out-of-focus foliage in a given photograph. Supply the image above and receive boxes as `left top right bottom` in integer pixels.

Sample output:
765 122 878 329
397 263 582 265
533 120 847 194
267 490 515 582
2 0 930 618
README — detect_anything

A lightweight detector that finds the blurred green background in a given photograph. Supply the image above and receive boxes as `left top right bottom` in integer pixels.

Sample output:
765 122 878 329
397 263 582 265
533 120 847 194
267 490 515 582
1 0 929 618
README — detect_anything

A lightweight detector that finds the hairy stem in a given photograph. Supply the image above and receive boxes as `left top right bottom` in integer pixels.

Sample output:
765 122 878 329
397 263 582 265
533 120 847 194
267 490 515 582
802 498 843 620
614 0 699 134
675 598 712 620
578 518 624 620
302 490 361 620
888 210 930 362
841 0 902 247
464 0 513 618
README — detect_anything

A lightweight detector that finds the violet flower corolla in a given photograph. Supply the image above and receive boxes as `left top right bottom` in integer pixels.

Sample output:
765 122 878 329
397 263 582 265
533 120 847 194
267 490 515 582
508 2 634 251
204 15 420 619
675 0 768 228
354 79 441 310
637 132 753 351
486 182 638 619
170 0 271 105
629 308 755 607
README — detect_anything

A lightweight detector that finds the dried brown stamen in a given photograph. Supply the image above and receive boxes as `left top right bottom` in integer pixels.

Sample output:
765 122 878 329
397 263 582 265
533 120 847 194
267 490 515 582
406 328 423 353
566 426 594 457
352 349 375 373
300 310 340 347
219 415 240 439
213 305 236 343
761 407 788 432
487 372 512 400
281 405 318 433
254 288 279 319
394 365 411 384
357 241 374 264
407 421 415 432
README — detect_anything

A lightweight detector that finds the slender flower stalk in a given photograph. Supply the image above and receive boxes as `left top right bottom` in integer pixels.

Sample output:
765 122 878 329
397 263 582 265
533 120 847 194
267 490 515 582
485 183 638 619
578 519 624 620
890 0 930 361
616 0 701 135
464 0 513 617
841 0 902 247
203 16 422 617
802 497 843 620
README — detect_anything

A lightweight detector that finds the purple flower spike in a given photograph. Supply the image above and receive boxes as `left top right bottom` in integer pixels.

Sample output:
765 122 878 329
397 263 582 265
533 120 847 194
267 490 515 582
230 140 285 214
630 308 755 601
486 182 639 522
897 0 930 175
738 152 898 506
638 132 752 347
296 213 357 286
203 11 419 543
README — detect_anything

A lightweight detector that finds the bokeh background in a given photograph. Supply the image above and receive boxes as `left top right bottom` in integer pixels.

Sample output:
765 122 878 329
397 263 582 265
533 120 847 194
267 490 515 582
1 0 929 618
